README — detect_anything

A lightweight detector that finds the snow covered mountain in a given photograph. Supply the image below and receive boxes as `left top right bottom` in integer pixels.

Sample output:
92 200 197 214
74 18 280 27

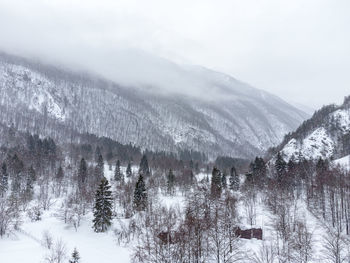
0 52 308 158
271 97 350 161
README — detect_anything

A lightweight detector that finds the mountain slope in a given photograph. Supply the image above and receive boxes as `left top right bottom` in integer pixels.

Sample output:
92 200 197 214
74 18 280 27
270 96 350 160
0 52 308 158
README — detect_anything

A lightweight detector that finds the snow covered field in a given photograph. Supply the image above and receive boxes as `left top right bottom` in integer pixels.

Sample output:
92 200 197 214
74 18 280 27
0 166 345 263
0 165 132 263
0 165 188 263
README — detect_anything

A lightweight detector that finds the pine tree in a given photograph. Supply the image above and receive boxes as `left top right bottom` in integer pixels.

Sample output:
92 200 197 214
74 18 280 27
245 172 253 184
275 152 286 182
69 248 81 263
95 146 101 162
139 155 150 176
251 157 266 178
126 162 132 177
189 159 194 170
94 154 104 180
229 166 239 190
221 171 227 189
190 170 194 184
10 154 24 193
114 160 123 181
78 158 87 184
133 175 147 211
56 165 64 181
28 165 36 182
287 156 296 175
93 177 113 232
211 167 222 198
24 172 34 201
0 163 8 197
194 162 199 173
167 169 175 195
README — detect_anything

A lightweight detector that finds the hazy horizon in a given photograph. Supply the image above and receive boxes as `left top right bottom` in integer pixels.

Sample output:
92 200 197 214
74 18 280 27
0 0 349 109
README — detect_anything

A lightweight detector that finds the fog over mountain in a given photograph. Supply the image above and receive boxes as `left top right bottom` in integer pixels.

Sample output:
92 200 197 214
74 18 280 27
1 0 349 108
0 51 308 159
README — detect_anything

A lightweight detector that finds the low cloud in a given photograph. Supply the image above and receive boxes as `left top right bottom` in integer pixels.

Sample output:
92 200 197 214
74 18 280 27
0 0 349 107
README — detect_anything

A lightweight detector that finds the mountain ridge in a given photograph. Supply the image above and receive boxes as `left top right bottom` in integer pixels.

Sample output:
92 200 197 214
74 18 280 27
268 96 350 161
0 51 309 159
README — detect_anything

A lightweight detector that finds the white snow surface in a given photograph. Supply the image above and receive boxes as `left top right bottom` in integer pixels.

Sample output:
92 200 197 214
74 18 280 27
0 165 132 263
0 212 131 263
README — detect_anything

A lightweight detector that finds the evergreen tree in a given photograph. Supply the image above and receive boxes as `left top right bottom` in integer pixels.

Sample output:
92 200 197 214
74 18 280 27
0 163 8 197
221 171 227 189
167 169 175 195
251 157 267 178
316 157 329 174
10 154 24 193
211 167 222 198
56 165 64 181
179 160 184 170
133 175 147 211
206 164 210 183
94 154 104 180
287 156 296 176
245 172 254 184
114 160 122 181
189 159 194 170
249 157 266 186
194 162 199 173
78 158 87 184
95 146 102 162
93 177 113 232
69 248 81 263
24 172 34 201
28 165 36 182
139 155 150 176
190 170 194 184
229 166 239 190
275 152 286 182
126 162 132 177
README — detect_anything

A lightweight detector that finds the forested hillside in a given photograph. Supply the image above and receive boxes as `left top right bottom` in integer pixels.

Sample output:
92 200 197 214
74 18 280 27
0 52 308 159
1 118 350 262
268 96 350 161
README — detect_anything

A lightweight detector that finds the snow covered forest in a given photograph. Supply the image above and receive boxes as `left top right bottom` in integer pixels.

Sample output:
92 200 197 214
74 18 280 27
0 1 350 261
0 51 349 263
0 49 349 263
0 117 350 262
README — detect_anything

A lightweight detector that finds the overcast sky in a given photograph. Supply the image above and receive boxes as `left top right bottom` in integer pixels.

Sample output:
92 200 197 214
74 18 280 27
0 0 349 109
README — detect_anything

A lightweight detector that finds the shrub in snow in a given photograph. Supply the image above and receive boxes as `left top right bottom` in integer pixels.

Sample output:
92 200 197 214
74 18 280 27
27 205 42 222
42 230 53 249
44 239 67 263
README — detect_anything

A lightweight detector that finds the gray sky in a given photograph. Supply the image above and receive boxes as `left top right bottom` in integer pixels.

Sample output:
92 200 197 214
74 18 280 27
0 0 349 109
